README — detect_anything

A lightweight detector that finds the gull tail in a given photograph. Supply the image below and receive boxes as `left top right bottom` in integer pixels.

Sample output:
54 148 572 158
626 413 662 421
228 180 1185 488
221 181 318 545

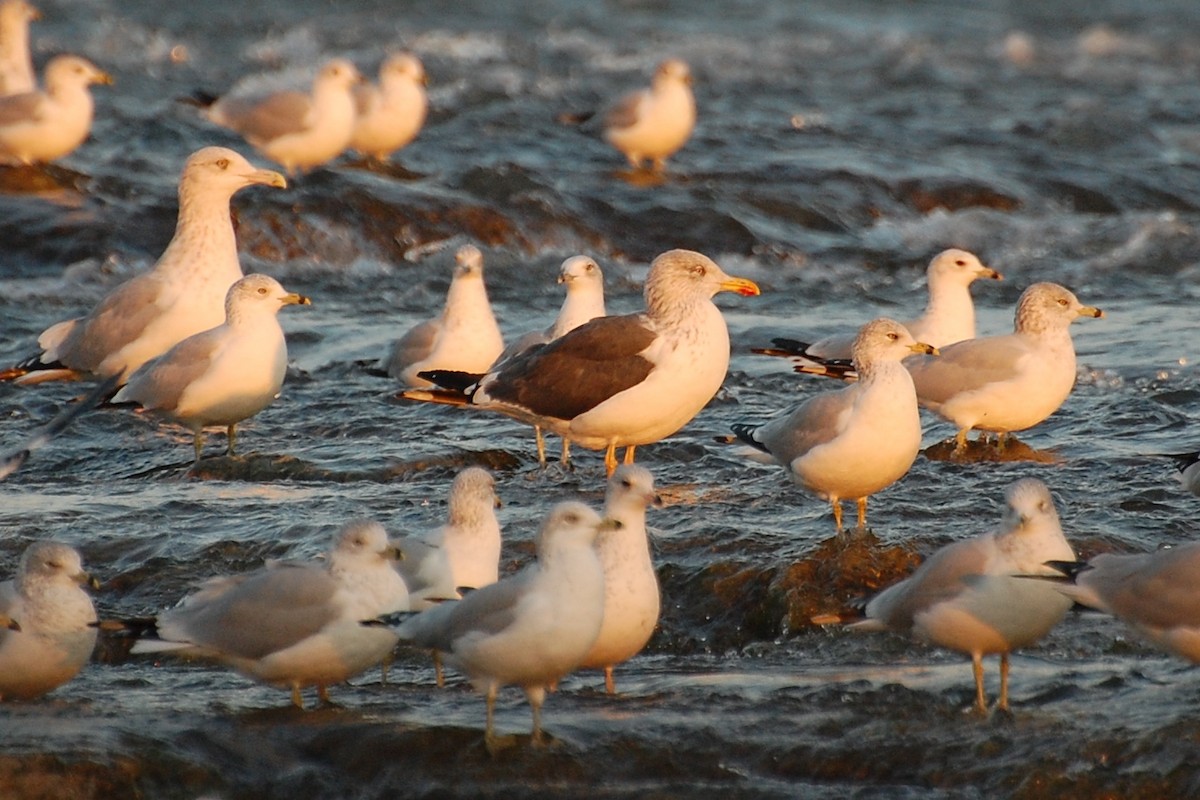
793 358 858 382
418 369 484 392
1166 450 1200 471
751 337 815 359
0 352 84 385
400 388 471 406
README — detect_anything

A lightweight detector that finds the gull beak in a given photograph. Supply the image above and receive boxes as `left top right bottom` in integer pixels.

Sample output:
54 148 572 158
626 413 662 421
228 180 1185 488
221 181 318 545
76 571 101 590
0 614 20 632
719 277 761 297
650 492 665 509
1080 305 1104 319
980 267 1003 280
598 517 624 534
95 70 114 86
29 6 41 22
385 545 404 562
494 496 503 509
283 293 312 306
910 342 939 356
252 169 288 189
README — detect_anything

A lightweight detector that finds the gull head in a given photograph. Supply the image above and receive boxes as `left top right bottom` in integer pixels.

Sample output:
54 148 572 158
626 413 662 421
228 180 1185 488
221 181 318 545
535 501 613 557
1014 282 1104 335
606 464 663 515
0 0 40 29
224 274 311 320
643 250 759 315
44 55 112 91
181 146 287 197
448 466 501 522
654 58 692 89
997 477 1075 570
315 58 362 91
851 317 937 370
17 541 95 592
558 255 603 288
330 519 403 567
452 244 485 280
381 52 426 88
927 248 1002 286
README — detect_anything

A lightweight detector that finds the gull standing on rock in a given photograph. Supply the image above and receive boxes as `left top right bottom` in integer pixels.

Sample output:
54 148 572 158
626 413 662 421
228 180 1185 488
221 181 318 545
836 478 1076 713
495 255 608 465
603 58 695 172
0 0 38 97
349 52 427 162
111 274 311 462
200 58 361 175
733 319 935 532
578 464 662 694
128 520 408 708
0 541 98 701
381 244 504 387
1 147 287 385
0 54 111 165
404 249 760 475
384 502 612 750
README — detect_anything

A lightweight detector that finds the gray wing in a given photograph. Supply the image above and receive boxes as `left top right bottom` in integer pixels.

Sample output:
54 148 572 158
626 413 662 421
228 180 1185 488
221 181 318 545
394 535 443 594
114 330 225 412
907 335 1031 405
53 272 173 372
753 384 860 465
864 539 990 630
157 563 343 660
1083 547 1200 628
405 568 534 652
386 318 440 378
604 88 648 131
212 91 312 143
0 90 42 126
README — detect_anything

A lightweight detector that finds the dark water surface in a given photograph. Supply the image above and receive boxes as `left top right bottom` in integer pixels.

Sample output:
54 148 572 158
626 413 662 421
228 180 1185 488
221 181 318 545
2 0 1200 797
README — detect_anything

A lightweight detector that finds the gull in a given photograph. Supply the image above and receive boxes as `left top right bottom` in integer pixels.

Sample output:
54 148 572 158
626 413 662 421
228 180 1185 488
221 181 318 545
1 147 287 385
1168 451 1200 496
0 541 98 701
380 244 504 388
0 54 111 165
841 478 1075 713
495 255 608 465
349 52 427 161
578 464 662 694
130 520 408 708
0 0 38 97
394 467 503 610
732 319 935 531
603 58 695 172
404 249 760 475
1047 542 1200 663
384 501 612 749
110 274 311 462
200 58 361 175
761 249 1001 362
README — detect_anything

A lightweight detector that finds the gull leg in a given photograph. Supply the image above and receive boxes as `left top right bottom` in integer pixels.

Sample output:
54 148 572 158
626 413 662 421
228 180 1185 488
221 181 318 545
998 652 1010 711
831 499 843 532
954 428 969 455
604 443 618 476
484 683 499 751
318 684 331 706
971 652 987 713
535 425 546 466
527 685 547 747
623 445 637 465
856 498 868 531
291 685 304 709
433 650 445 688
996 432 1009 454
604 665 616 695
226 424 238 456
193 431 205 463
560 437 572 467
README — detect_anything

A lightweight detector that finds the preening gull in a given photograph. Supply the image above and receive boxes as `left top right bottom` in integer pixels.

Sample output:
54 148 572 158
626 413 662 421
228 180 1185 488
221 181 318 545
495 255 608 465
404 249 760 475
1 147 287 385
733 319 935 531
349 52 427 161
380 244 504 388
1047 542 1200 663
0 541 98 701
110 274 311 462
837 478 1075 713
603 58 695 172
200 58 361 175
0 0 38 97
130 520 408 708
384 502 612 749
764 249 1001 362
578 464 662 694
0 54 110 165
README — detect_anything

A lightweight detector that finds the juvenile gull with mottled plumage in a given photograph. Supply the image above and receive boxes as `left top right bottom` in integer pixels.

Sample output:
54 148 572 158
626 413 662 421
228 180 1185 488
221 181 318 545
404 249 760 475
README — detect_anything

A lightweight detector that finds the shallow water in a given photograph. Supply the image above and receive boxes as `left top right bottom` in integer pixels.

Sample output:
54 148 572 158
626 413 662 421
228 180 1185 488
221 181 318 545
2 0 1200 797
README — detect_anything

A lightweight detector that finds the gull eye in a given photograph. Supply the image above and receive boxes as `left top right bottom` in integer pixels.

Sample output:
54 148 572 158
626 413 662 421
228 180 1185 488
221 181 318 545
257 286 269 295
216 158 229 170
1057 298 1069 307
887 332 898 341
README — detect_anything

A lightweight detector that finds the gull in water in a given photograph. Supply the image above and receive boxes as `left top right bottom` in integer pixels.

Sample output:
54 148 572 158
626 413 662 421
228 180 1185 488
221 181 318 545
1 147 287 385
383 501 612 750
836 478 1075 713
758 249 1001 362
0 0 38 97
110 274 311 462
578 464 662 694
495 255 608 465
1047 542 1200 664
0 541 98 701
380 244 504 388
349 52 427 162
129 520 408 708
733 319 935 532
603 58 695 172
404 249 760 475
0 54 111 165
199 58 361 175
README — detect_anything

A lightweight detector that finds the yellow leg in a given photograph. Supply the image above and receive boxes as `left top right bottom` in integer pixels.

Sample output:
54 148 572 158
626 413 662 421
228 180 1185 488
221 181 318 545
227 424 238 456
290 685 304 709
996 432 1009 453
535 426 546 466
856 498 868 530
560 437 571 467
971 652 987 713
604 665 616 695
604 443 618 476
623 445 637 465
484 683 498 748
998 652 1010 711
318 684 331 706
433 650 444 688
193 431 205 463
831 499 843 532
954 428 969 455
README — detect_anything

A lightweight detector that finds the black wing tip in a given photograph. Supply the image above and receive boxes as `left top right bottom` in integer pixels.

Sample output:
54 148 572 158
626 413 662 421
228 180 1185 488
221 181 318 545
1044 560 1091 580
417 369 484 392
180 89 219 108
730 423 769 453
1168 451 1200 470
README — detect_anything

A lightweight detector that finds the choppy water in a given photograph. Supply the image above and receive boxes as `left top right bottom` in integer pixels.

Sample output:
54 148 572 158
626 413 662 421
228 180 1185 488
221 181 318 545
2 0 1200 797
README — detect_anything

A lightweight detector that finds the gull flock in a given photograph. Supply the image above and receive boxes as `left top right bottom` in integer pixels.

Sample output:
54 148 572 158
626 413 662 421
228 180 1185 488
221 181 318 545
0 0 1193 752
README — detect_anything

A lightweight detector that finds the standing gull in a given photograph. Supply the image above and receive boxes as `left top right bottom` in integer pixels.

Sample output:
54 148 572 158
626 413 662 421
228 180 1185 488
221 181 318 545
385 502 612 749
130 520 408 708
0 54 111 165
603 58 695 172
200 58 361 175
380 244 504 388
349 52 427 162
404 249 760 475
837 478 1075 713
110 274 311 462
1047 542 1200 663
733 319 935 531
0 0 38 97
1168 450 1200 496
578 464 662 694
495 255 608 465
761 249 1001 362
1 147 287 385
0 541 98 701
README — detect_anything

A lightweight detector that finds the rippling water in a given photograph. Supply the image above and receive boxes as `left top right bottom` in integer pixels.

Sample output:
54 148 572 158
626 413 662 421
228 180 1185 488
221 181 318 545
2 0 1200 797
